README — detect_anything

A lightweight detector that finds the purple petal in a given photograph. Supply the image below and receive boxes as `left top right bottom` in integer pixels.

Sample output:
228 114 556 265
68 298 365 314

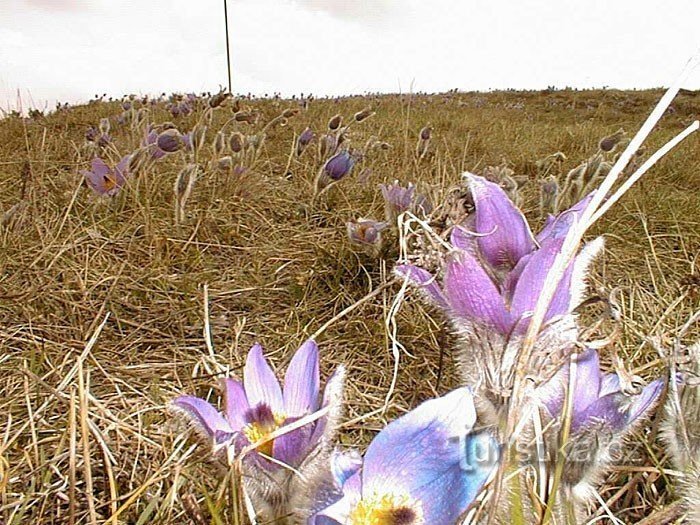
272 417 316 467
331 448 363 487
394 264 449 310
361 388 495 524
468 174 535 269
537 192 594 243
283 340 320 417
444 251 511 332
509 236 572 330
599 374 621 397
572 394 626 433
626 379 664 424
90 157 111 178
221 378 249 430
571 349 603 412
244 344 284 414
314 470 362 523
172 395 234 442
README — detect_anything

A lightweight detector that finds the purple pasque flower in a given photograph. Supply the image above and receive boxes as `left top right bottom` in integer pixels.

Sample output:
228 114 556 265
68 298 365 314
380 180 416 222
81 156 130 196
324 150 356 181
142 129 167 160
157 129 184 153
396 174 600 336
347 218 388 247
299 127 315 147
172 340 344 470
536 348 663 435
314 388 497 525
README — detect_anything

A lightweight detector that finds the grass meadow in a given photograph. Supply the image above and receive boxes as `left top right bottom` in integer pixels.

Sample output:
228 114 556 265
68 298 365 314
1 88 699 523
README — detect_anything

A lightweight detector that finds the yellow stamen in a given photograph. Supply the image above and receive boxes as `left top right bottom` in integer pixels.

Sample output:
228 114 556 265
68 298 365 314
242 413 286 457
349 492 424 525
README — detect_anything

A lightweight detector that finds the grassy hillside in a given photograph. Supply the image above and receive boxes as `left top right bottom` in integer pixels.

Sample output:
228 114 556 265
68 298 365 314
1 88 699 523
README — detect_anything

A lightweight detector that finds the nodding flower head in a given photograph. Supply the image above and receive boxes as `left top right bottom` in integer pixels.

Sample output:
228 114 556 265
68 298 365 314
157 129 184 153
313 388 497 525
81 156 130 197
172 340 345 470
537 349 663 435
396 173 601 337
324 150 356 181
534 348 663 488
297 127 315 156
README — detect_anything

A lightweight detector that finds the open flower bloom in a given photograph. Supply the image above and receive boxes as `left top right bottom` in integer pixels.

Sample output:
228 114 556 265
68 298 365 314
81 156 130 196
172 340 344 470
396 173 601 337
314 388 497 525
347 219 388 247
380 180 416 219
536 348 663 435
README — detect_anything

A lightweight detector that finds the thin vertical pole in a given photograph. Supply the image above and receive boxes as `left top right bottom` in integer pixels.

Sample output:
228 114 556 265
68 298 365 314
223 0 232 93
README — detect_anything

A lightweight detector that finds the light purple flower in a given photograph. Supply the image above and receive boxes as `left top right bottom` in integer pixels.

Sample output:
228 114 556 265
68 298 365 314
324 150 355 181
142 130 167 160
299 127 315 147
157 129 184 153
380 180 416 222
172 340 343 470
536 348 663 435
81 156 130 196
347 219 388 247
313 388 496 525
396 174 597 335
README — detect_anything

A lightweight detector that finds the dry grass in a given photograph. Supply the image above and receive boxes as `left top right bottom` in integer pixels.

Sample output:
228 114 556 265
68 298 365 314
1 88 699 524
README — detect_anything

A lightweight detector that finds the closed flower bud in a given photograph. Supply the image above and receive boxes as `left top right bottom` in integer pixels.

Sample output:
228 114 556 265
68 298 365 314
190 124 207 152
328 114 342 131
157 129 184 153
229 132 245 153
354 107 374 122
213 131 227 156
209 91 230 108
419 125 432 141
234 111 257 125
216 156 233 171
599 128 625 152
324 150 356 181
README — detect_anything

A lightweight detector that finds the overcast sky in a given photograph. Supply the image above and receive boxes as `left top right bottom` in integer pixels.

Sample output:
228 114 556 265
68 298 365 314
2 0 700 111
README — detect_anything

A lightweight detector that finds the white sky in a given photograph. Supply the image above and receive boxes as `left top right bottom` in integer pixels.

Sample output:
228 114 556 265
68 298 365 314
2 0 700 111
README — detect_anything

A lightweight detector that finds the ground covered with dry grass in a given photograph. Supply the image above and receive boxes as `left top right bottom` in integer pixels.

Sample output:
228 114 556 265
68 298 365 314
1 88 699 524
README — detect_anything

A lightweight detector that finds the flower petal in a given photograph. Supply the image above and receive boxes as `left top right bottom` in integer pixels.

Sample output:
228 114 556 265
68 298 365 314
395 264 449 310
221 378 249 430
171 395 234 443
272 417 316 467
572 349 603 412
283 340 320 416
244 344 284 414
331 448 363 487
537 192 595 243
626 379 664 424
467 173 535 269
310 365 346 446
361 388 495 524
509 235 572 329
444 251 511 332
313 470 362 524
